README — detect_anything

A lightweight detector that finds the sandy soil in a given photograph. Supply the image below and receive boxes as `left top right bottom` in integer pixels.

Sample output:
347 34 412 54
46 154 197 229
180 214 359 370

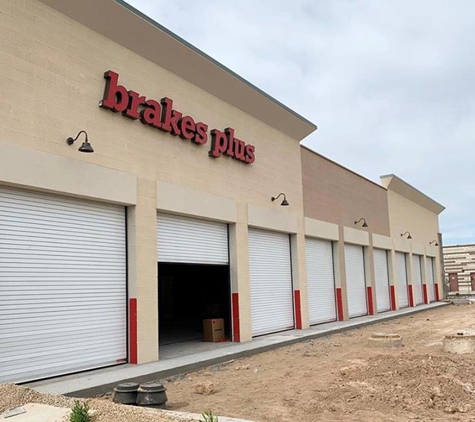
160 304 475 422
3 305 474 422
0 384 192 422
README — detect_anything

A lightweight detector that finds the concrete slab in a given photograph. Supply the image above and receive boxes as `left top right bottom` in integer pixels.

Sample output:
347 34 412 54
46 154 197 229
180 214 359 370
451 298 471 305
27 302 448 397
0 404 68 422
147 408 254 422
0 403 254 422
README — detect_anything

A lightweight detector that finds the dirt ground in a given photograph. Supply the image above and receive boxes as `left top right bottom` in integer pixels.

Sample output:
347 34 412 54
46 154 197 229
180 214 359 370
0 384 192 422
159 304 475 422
3 305 475 422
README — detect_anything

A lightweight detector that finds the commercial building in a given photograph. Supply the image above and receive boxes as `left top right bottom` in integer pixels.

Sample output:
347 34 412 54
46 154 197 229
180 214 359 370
0 0 445 384
301 150 445 321
443 244 475 294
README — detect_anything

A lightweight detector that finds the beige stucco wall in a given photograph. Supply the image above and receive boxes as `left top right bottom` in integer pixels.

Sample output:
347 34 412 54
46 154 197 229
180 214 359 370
304 217 339 241
387 190 443 299
0 0 308 362
301 147 390 236
387 191 440 244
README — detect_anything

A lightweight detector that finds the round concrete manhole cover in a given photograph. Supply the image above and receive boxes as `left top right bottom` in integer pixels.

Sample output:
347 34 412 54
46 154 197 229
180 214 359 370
368 332 403 348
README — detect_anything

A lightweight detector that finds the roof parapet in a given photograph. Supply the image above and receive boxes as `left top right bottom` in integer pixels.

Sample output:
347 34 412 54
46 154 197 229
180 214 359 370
380 174 445 214
39 0 318 141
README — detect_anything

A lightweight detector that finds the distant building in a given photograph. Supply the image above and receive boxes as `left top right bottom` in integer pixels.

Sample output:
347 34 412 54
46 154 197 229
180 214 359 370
443 244 475 294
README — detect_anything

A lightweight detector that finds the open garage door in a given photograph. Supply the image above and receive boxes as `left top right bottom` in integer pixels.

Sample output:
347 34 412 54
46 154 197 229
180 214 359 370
412 255 424 305
306 238 337 325
0 186 126 384
249 229 294 336
344 244 367 318
374 249 391 312
396 252 409 308
157 214 231 345
157 213 228 265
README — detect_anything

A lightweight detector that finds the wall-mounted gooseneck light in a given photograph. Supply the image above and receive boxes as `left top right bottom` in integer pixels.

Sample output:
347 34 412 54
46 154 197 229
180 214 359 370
66 130 94 153
429 240 439 246
271 193 289 206
354 218 368 228
401 231 412 240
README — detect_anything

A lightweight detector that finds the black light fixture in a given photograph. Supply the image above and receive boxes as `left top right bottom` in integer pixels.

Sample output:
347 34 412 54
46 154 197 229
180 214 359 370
401 231 412 240
429 240 439 246
354 218 368 228
66 130 94 153
271 193 289 206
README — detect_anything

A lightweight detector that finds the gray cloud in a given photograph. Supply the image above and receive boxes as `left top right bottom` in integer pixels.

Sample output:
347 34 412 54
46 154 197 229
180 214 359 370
126 0 475 245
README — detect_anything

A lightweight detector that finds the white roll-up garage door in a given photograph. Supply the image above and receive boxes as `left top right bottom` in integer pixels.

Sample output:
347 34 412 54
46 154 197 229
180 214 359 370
306 238 337 325
344 244 367 318
396 252 409 308
412 255 423 305
374 249 391 312
157 214 228 264
249 229 294 336
426 257 436 302
0 186 126 384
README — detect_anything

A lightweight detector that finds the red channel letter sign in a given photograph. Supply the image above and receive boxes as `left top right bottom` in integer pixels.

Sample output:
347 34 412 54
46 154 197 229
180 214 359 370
99 71 255 164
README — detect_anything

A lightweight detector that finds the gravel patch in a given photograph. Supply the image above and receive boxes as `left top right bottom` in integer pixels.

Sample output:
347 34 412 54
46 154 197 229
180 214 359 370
0 384 195 422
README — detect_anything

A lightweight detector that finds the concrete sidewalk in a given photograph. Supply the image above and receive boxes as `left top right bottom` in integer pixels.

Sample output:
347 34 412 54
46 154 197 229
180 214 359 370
28 301 449 397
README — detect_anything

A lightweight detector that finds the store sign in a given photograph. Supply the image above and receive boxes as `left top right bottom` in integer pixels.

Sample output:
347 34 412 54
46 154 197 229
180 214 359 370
99 71 255 164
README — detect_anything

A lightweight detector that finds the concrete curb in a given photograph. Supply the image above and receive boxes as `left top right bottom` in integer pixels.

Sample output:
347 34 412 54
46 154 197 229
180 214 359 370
28 302 449 398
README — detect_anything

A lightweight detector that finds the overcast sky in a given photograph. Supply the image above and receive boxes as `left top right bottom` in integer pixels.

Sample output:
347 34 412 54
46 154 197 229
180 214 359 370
126 0 475 246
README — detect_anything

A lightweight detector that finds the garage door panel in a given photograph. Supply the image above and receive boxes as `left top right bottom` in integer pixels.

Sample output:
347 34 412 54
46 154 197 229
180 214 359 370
345 244 367 318
249 229 294 336
157 214 228 264
0 243 125 254
306 238 337 325
396 252 409 308
0 191 123 216
1 327 123 341
0 279 125 287
0 339 126 360
426 257 436 302
0 186 127 384
2 353 125 384
0 243 123 256
0 229 124 245
0 333 126 358
412 255 424 305
0 211 123 230
374 249 391 312
0 328 126 347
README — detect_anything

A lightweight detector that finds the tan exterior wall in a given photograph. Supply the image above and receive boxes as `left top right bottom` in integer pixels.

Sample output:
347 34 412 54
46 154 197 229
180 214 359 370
372 233 393 250
343 227 370 246
304 217 339 241
386 190 443 299
301 147 390 236
0 0 308 362
387 191 440 244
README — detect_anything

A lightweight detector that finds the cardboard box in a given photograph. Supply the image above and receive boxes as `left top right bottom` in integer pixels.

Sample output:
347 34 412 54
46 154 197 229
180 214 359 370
203 318 225 342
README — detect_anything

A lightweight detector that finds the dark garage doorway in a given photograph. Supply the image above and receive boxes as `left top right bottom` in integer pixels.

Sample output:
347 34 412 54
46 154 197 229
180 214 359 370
158 262 232 346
